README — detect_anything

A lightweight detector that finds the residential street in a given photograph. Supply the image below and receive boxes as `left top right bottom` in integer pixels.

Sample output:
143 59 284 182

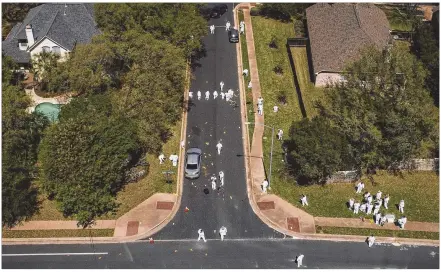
152 3 282 240
3 239 438 269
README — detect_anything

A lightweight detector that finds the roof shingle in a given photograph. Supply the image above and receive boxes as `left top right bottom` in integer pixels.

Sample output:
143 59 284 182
2 3 101 63
306 3 390 75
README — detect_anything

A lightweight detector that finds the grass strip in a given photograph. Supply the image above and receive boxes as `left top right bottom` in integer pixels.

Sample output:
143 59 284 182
317 226 439 240
289 46 324 118
2 229 114 238
239 10 254 143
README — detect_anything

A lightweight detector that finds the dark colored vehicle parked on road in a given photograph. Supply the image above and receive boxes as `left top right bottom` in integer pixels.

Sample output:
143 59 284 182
210 4 228 18
228 29 239 43
184 148 202 179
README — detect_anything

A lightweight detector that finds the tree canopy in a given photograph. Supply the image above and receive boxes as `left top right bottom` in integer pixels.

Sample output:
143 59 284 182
413 22 439 106
2 70 49 227
259 3 312 21
39 95 141 227
287 116 352 185
94 3 207 58
316 45 437 171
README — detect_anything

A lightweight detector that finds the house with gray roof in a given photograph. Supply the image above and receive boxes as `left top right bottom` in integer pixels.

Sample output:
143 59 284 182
306 3 391 87
2 3 101 67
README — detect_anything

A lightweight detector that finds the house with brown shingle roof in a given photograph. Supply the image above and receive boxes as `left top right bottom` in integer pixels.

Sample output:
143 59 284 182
306 3 391 87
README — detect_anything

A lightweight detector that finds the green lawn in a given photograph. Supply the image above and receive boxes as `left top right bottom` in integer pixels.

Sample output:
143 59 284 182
251 14 439 224
317 226 439 240
238 10 254 144
289 47 324 118
273 171 439 222
2 229 114 238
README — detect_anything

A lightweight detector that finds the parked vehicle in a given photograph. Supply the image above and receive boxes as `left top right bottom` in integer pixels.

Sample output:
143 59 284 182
228 28 239 43
184 148 202 179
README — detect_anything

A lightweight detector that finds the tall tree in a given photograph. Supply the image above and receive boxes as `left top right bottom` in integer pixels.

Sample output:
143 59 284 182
112 30 186 152
413 22 439 106
287 116 352 185
31 51 61 92
388 4 421 32
65 41 116 95
94 3 207 58
2 54 17 85
259 3 312 21
2 83 49 228
39 95 141 227
316 45 437 171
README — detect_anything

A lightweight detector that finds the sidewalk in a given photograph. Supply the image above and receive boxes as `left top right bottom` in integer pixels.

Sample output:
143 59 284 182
5 193 177 238
236 3 439 246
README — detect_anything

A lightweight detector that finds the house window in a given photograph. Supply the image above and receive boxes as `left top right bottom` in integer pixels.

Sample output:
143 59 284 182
42 46 51 53
52 46 61 55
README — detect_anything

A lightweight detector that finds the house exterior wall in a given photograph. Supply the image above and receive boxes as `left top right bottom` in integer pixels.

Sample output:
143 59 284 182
315 72 346 87
29 38 70 61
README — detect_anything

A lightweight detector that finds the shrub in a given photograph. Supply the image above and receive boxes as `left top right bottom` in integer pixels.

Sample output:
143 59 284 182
273 65 283 75
269 37 278 49
277 90 288 105
250 7 261 16
294 20 305 37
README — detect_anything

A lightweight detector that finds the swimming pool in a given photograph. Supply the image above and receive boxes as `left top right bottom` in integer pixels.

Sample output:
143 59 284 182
35 102 61 122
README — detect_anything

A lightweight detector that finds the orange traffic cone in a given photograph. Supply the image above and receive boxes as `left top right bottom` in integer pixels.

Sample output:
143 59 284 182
149 237 154 244
184 207 190 213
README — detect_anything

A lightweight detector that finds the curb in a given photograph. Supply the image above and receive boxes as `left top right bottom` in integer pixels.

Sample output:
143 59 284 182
234 3 440 248
2 58 192 246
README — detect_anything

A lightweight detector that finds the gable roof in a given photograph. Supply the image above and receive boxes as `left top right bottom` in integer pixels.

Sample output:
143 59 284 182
306 3 391 75
2 3 101 63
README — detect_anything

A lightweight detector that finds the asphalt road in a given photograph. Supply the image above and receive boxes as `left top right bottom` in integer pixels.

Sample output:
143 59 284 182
3 239 439 269
153 3 283 240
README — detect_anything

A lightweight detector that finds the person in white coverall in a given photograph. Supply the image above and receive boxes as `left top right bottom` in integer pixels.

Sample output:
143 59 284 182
367 235 375 247
216 142 223 155
219 226 227 241
169 154 178 167
158 153 165 164
219 171 224 186
197 229 206 242
296 254 304 268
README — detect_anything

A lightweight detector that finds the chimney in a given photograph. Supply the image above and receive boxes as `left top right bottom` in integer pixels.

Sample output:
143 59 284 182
25 24 35 46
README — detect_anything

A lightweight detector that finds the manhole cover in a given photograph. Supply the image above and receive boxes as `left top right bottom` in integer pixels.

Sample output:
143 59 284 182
287 217 300 232
156 201 174 210
257 201 275 210
126 221 139 236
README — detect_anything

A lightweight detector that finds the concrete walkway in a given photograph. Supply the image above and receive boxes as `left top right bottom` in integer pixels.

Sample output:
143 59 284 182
235 2 439 244
25 87 72 113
